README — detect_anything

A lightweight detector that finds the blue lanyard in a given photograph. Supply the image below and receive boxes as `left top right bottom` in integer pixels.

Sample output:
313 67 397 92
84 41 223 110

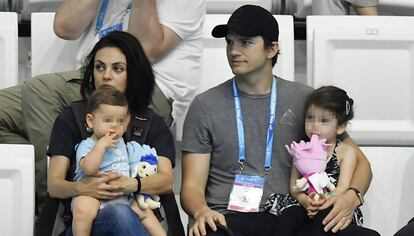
232 76 277 175
95 0 131 32
96 0 109 32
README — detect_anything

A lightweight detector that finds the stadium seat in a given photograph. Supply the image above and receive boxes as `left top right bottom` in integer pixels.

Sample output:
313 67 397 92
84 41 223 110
361 147 414 236
0 12 18 89
0 144 34 236
307 16 414 146
31 12 81 77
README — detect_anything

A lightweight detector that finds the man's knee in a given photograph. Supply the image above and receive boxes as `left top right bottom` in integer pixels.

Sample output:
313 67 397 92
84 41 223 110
0 85 28 143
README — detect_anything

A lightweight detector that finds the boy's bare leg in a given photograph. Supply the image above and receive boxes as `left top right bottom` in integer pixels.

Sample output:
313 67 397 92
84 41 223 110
131 201 166 236
72 196 101 236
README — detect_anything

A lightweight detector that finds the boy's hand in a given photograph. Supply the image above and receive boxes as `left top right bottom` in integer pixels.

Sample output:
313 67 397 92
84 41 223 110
98 132 118 149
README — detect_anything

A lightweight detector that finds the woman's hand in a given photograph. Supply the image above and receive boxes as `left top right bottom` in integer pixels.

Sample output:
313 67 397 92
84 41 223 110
107 174 138 194
79 172 124 200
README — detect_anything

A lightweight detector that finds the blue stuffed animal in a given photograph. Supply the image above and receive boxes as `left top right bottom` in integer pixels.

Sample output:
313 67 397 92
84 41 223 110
127 142 161 209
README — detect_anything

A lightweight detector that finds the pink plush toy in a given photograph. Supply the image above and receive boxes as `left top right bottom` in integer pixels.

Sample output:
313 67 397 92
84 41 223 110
285 134 335 200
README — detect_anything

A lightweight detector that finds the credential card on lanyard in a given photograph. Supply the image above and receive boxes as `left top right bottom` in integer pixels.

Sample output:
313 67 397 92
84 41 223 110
228 174 265 212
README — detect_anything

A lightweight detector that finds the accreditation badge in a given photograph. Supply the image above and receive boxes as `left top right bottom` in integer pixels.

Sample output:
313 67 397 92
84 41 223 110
228 174 265 212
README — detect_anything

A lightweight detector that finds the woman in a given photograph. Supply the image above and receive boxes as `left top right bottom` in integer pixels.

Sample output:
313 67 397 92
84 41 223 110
47 31 175 235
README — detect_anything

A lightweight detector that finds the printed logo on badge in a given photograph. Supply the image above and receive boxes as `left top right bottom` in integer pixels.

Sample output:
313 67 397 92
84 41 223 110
228 174 265 212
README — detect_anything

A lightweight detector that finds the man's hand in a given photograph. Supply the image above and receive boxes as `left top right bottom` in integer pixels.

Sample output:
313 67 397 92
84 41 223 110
189 207 227 236
80 172 123 200
320 190 359 232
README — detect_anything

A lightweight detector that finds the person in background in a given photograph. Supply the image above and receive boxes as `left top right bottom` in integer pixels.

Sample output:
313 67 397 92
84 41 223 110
312 0 379 15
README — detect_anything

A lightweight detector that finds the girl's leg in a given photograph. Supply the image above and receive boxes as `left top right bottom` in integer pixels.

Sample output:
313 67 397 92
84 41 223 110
273 205 310 236
301 207 380 236
71 196 100 236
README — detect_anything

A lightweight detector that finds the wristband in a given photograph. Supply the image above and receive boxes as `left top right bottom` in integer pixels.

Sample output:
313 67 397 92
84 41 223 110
348 187 364 206
135 176 141 194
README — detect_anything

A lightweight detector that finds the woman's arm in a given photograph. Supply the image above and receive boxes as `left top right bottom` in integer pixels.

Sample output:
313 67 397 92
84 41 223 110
108 155 173 195
53 0 101 40
48 155 124 200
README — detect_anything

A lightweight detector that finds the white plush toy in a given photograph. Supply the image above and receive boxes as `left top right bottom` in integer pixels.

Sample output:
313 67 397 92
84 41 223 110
128 142 161 209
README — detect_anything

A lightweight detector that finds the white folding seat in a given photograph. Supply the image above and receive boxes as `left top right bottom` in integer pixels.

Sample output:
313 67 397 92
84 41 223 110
198 14 294 94
0 144 34 236
0 12 18 89
206 0 271 13
361 147 414 236
31 12 81 77
307 16 414 146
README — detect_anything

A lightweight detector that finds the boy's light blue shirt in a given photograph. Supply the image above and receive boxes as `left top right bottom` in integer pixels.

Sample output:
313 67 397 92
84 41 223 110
74 137 130 181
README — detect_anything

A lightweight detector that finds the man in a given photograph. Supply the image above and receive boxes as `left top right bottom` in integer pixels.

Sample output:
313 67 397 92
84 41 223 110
181 5 374 236
312 0 379 15
0 0 204 212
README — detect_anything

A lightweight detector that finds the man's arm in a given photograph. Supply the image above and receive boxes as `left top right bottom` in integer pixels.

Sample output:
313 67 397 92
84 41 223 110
321 136 372 232
180 152 226 236
128 0 182 64
354 6 378 15
53 0 101 40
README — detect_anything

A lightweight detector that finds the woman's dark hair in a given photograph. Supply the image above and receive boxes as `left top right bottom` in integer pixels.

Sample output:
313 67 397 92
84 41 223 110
81 31 154 113
305 86 354 125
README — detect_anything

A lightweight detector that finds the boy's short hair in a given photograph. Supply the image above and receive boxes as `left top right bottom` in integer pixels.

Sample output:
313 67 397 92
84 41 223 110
86 85 128 114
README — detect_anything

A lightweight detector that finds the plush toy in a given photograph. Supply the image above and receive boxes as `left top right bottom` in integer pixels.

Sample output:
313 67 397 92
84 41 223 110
285 134 335 200
127 142 161 209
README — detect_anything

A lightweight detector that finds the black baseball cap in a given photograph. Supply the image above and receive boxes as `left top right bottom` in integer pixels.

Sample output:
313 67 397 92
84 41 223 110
212 5 279 42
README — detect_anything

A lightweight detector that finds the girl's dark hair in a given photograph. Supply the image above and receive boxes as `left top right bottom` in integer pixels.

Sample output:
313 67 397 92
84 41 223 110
305 86 354 125
86 85 128 114
81 31 154 113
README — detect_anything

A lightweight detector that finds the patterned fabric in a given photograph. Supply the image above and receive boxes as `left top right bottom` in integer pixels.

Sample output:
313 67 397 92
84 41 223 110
265 192 300 216
326 140 364 226
265 140 364 226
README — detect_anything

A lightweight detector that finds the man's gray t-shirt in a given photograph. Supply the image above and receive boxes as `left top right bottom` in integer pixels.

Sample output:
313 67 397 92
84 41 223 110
181 77 313 213
312 0 379 15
